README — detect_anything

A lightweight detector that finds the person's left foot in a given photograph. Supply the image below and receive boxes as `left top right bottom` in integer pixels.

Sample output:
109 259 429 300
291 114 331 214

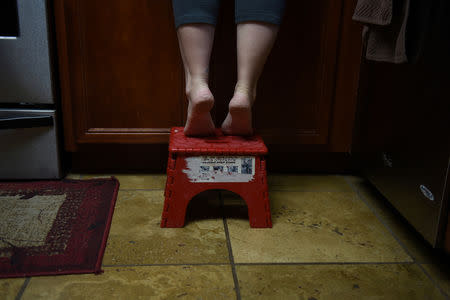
221 86 255 136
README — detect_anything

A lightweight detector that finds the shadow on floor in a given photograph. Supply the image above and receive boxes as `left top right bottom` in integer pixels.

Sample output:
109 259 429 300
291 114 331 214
185 190 249 224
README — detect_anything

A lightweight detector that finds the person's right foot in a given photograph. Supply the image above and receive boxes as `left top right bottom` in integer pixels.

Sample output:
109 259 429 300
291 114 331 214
184 81 216 137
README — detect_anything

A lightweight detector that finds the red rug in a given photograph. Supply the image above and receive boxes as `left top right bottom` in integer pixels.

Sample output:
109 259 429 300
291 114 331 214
0 177 120 278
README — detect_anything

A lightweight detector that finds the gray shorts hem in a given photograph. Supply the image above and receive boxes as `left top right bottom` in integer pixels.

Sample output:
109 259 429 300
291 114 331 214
175 15 217 28
235 14 282 25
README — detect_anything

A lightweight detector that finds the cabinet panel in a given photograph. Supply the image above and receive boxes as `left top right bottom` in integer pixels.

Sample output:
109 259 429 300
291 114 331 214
211 0 345 145
55 0 185 149
256 0 342 144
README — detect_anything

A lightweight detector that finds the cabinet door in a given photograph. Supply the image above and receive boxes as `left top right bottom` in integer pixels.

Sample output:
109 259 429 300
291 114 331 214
211 0 347 145
55 0 185 150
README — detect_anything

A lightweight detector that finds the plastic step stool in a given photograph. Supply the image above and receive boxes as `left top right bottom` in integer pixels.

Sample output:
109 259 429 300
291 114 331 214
161 127 272 228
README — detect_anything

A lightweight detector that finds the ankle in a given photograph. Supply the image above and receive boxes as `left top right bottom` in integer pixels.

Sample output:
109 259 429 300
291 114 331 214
186 76 209 96
234 82 256 103
236 80 256 92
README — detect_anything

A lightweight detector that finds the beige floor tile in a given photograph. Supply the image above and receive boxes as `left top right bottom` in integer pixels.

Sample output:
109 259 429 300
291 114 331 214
344 175 365 184
23 265 236 300
268 174 352 192
226 191 411 263
64 173 81 179
103 190 229 265
82 174 166 190
0 278 25 300
237 264 445 300
422 263 450 297
349 179 436 263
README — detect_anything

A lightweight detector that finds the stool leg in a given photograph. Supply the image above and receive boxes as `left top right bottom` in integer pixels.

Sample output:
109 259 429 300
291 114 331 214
242 189 272 228
161 187 193 228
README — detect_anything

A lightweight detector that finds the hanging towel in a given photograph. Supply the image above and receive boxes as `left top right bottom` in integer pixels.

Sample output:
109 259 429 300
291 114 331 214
353 0 392 25
353 0 410 63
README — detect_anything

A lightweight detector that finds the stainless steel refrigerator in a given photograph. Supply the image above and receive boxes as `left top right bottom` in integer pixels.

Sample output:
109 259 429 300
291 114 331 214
0 0 64 179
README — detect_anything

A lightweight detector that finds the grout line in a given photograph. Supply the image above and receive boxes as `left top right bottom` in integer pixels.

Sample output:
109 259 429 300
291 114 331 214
235 261 415 266
101 261 426 268
415 263 449 299
116 189 352 193
268 189 353 193
345 177 449 299
102 263 229 268
220 192 241 300
14 277 30 300
118 188 347 192
118 188 165 191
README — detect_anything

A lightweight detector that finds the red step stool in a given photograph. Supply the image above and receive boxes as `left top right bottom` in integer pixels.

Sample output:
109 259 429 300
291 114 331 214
161 127 272 228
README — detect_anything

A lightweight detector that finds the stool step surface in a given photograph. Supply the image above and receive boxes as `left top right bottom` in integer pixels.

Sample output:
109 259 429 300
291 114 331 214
169 127 268 155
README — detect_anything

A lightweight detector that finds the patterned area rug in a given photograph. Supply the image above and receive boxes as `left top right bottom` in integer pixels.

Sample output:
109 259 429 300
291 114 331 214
0 177 119 278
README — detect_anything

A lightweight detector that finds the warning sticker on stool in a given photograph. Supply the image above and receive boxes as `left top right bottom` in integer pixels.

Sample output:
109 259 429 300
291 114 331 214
183 156 255 183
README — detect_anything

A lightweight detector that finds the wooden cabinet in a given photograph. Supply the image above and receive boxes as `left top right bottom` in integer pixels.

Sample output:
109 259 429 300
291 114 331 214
54 0 362 168
55 0 186 148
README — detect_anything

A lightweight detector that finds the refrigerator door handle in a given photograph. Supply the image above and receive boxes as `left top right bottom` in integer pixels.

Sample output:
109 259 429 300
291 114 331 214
0 115 53 129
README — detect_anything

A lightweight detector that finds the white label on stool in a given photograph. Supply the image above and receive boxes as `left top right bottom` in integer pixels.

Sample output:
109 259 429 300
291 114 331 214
183 156 255 182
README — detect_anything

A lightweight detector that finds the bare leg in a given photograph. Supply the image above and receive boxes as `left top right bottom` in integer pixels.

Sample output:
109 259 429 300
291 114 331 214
177 24 216 136
221 22 279 136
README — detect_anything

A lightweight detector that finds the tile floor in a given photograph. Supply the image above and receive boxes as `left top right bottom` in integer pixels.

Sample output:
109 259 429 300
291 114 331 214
1 173 449 299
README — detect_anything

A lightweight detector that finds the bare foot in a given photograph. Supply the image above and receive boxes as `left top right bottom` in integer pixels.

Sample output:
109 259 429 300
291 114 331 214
221 85 255 136
184 80 215 136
